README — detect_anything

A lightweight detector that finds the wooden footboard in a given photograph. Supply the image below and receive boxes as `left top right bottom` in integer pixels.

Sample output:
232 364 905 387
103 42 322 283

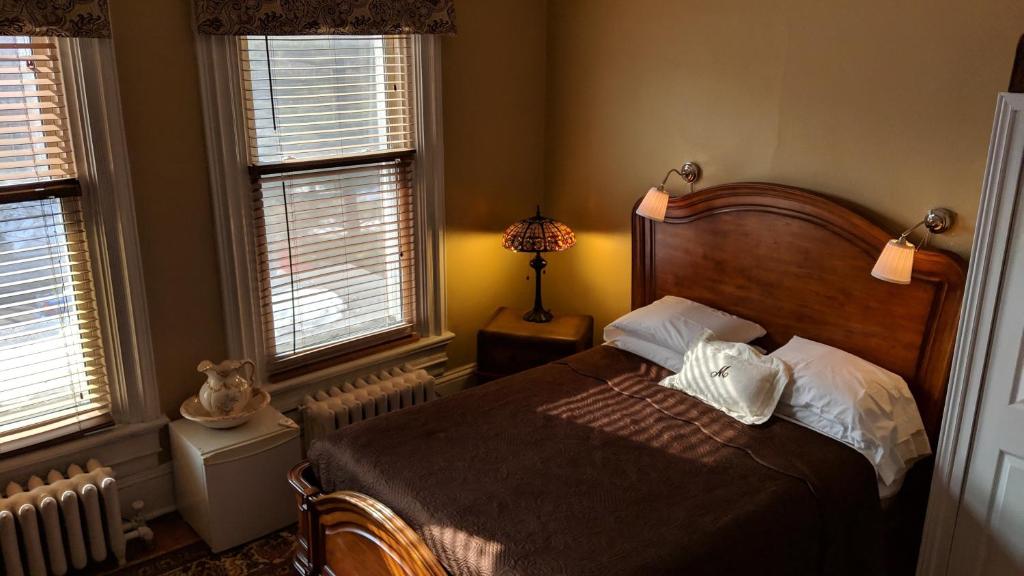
288 461 447 576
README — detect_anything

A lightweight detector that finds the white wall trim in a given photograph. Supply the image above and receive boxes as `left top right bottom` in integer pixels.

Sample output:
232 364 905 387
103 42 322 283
0 417 166 479
435 362 476 397
413 35 448 337
118 462 176 520
194 34 265 371
0 417 174 520
57 38 161 425
195 34 449 386
918 92 1024 575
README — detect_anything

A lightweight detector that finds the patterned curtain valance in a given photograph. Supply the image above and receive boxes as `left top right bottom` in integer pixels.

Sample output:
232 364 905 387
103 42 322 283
193 0 456 36
0 0 110 38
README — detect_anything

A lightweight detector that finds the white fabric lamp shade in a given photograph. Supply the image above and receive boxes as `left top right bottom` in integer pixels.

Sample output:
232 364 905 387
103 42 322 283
871 238 916 284
636 186 670 221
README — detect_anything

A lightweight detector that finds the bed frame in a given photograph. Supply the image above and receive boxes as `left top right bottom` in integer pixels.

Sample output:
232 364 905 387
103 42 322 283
288 182 967 576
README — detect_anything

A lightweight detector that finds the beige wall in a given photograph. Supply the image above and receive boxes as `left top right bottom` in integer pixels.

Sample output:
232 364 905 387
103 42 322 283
442 0 547 368
109 1 225 417
543 0 1023 342
106 0 547 414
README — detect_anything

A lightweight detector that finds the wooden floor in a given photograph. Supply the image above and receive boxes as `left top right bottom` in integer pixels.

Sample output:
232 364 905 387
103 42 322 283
80 513 200 575
81 513 296 576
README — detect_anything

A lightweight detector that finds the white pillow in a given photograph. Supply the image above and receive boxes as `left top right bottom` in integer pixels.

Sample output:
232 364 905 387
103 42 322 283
604 296 766 364
771 336 931 490
602 333 687 371
659 338 790 425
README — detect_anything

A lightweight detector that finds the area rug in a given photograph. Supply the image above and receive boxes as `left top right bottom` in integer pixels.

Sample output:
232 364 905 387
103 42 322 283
105 530 296 576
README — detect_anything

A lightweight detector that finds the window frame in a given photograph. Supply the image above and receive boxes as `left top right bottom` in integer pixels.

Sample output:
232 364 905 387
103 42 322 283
196 34 449 401
0 37 162 461
58 38 160 426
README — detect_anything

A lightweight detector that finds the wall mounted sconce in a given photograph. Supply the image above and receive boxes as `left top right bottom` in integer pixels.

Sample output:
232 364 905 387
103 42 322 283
871 208 954 285
635 161 703 221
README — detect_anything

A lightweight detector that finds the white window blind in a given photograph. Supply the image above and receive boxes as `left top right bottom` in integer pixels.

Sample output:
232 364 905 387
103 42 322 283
0 37 110 454
0 39 75 184
239 35 418 373
255 162 415 362
240 36 414 165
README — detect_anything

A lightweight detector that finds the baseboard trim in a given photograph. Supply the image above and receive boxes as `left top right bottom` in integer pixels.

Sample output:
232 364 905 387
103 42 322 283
119 461 176 521
435 363 476 396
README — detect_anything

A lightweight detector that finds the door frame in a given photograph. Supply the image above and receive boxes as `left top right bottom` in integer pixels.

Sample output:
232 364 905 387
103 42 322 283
917 92 1024 575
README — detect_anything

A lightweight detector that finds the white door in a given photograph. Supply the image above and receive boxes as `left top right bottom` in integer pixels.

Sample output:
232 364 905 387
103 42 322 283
944 93 1024 575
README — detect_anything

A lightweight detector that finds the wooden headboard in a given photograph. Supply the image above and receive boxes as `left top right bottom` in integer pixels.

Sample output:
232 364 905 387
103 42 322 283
631 183 966 442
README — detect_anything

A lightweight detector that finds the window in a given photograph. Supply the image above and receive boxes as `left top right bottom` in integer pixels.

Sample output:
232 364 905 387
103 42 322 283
0 37 109 453
238 36 420 374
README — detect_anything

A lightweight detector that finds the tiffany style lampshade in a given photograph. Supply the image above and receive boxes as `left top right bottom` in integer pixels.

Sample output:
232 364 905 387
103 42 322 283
501 207 576 323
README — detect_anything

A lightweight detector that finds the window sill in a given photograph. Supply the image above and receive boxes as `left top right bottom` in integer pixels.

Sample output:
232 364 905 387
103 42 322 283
0 416 168 484
267 330 418 382
266 330 454 413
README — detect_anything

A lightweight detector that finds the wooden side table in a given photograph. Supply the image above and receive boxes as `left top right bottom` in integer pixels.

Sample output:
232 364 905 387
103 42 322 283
476 307 594 381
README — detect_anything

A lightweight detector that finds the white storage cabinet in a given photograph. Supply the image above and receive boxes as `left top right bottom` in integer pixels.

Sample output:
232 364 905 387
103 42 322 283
170 406 301 552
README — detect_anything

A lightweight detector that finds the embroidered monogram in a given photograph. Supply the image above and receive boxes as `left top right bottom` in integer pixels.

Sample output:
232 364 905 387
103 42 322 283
659 339 790 425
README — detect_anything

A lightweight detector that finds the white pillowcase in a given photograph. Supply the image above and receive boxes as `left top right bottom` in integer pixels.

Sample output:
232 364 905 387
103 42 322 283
604 296 766 369
602 333 688 372
771 336 931 492
659 338 790 425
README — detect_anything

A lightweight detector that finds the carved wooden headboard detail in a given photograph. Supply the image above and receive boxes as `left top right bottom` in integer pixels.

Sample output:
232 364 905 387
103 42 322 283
631 182 966 442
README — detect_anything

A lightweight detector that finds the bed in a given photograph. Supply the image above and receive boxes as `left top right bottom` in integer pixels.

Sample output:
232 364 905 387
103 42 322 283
288 182 966 576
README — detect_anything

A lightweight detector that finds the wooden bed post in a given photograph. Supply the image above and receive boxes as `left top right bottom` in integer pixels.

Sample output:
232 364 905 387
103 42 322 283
289 462 322 575
289 462 446 576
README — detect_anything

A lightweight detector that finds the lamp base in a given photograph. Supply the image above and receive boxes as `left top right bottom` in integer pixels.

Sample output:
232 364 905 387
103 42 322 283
524 252 553 323
523 307 554 323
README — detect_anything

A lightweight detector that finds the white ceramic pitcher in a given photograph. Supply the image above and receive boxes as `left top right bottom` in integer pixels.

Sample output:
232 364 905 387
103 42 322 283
196 359 256 416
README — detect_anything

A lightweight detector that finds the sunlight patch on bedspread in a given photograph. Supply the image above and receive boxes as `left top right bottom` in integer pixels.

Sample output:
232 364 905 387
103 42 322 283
534 371 744 463
423 525 501 575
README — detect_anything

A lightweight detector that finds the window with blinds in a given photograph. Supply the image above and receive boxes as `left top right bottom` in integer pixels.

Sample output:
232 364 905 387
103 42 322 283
0 37 110 454
239 35 418 372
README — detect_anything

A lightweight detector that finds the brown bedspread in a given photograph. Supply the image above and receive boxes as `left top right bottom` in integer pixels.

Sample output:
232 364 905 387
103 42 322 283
309 346 883 576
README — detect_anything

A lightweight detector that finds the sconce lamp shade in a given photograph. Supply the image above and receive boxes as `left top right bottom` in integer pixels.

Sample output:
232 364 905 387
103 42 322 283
635 186 670 222
502 208 576 253
871 238 916 285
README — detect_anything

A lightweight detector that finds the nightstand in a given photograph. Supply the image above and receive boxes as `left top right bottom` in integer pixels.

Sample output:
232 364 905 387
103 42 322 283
476 307 594 381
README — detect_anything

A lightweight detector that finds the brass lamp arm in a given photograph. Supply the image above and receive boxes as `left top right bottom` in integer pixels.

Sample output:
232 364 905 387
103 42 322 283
897 219 928 241
892 206 954 251
897 208 954 246
658 168 686 187
656 162 703 193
